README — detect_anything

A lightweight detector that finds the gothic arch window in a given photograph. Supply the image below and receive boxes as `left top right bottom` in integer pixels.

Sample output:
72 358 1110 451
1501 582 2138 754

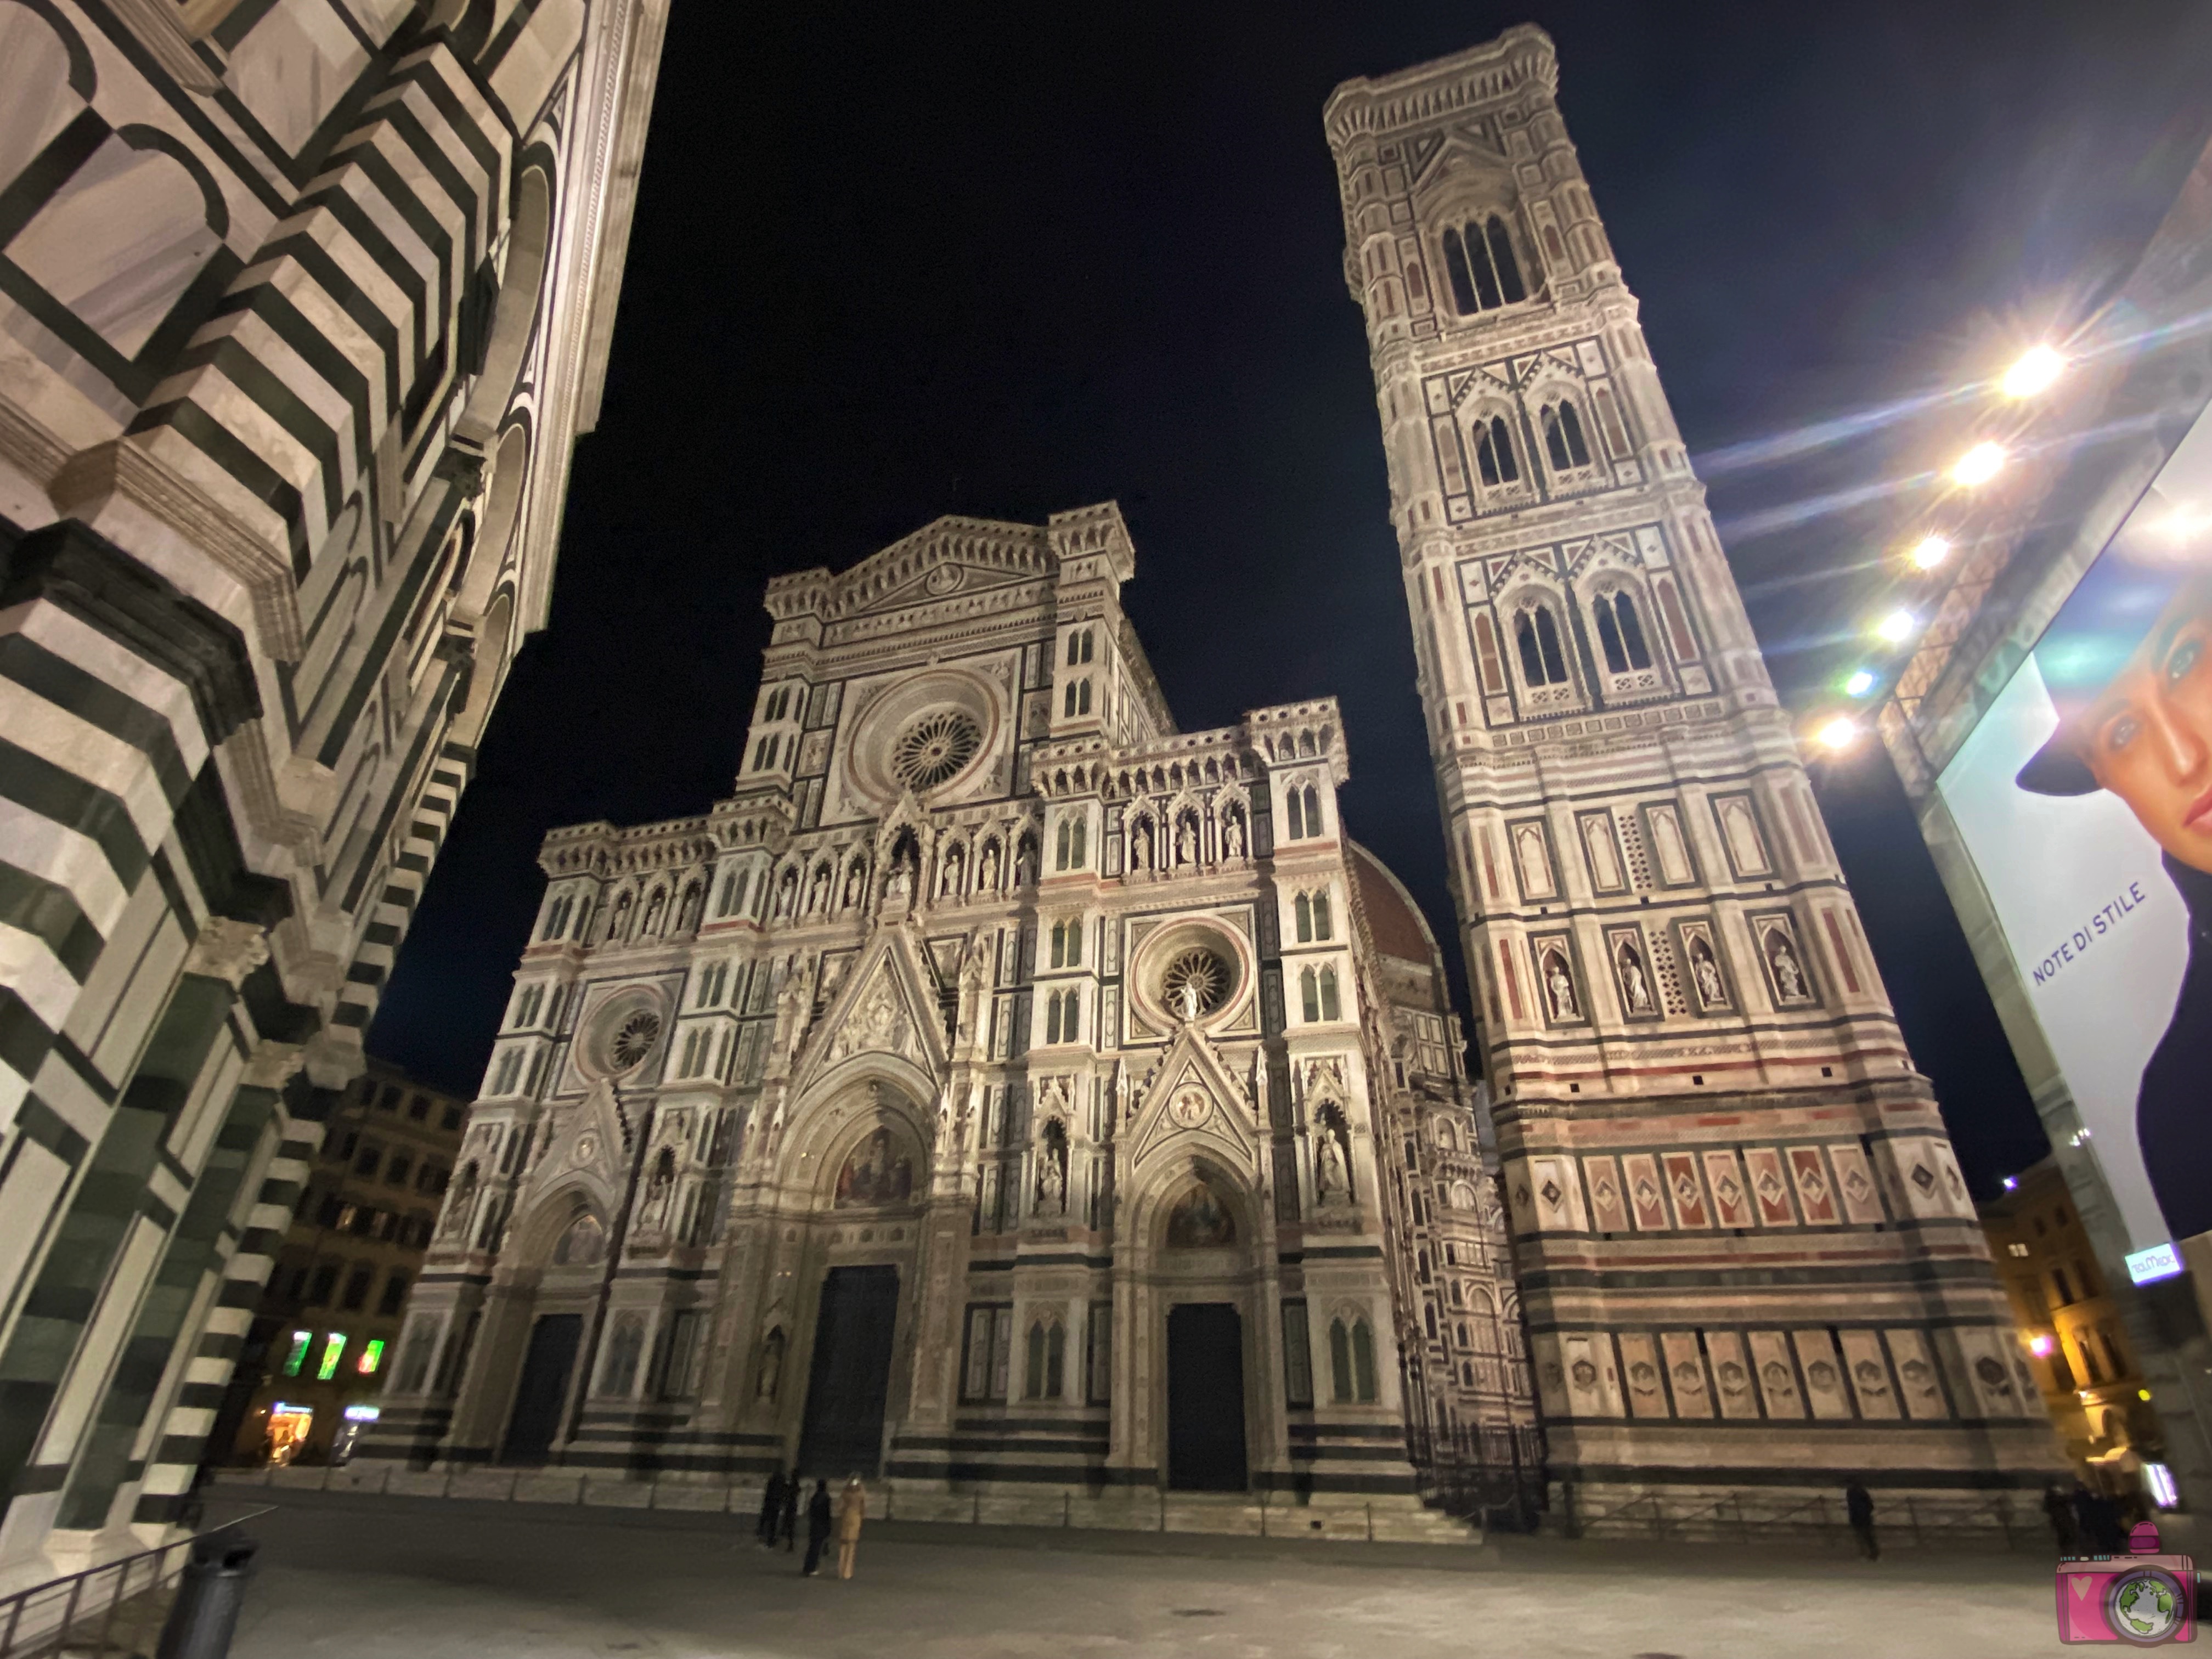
1471 414 1520 486
1328 1313 1380 1403
1300 966 1319 1023
1023 1316 1067 1400
1593 384 1632 457
1053 815 1087 871
1062 678 1093 718
1441 213 1528 316
1294 893 1312 943
1318 967 1340 1023
599 1313 645 1397
1065 628 1096 667
1591 589 1654 676
1541 400 1594 471
1513 604 1571 688
1311 890 1333 941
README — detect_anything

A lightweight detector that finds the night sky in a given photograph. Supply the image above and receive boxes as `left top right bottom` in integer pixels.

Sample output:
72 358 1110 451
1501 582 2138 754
371 2 2212 1199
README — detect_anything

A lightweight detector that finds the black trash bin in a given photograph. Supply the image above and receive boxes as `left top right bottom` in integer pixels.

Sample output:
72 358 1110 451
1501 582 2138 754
155 1534 257 1659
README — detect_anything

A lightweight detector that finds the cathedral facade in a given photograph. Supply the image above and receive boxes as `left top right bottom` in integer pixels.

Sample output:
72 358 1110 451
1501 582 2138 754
1325 27 2061 1523
374 504 1537 1513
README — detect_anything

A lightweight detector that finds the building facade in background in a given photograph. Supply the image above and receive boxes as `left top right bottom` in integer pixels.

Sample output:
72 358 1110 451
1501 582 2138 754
370 505 1537 1523
1325 27 2062 1528
1979 1161 2152 1489
212 1062 466 1468
0 0 669 1579
1878 136 2212 1505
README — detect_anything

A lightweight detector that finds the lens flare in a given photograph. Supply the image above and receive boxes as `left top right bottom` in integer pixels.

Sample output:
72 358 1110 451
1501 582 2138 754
1815 716 1860 752
1951 441 2007 487
1875 609 1916 645
1999 345 2065 398
1910 533 1951 571
1844 669 1877 698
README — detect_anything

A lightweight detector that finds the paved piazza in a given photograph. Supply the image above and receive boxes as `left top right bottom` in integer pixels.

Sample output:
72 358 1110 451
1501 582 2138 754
212 1490 2106 1659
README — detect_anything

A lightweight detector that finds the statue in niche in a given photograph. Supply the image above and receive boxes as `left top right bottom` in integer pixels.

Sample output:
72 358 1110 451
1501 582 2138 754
940 845 964 897
842 862 865 908
676 883 703 933
1012 838 1034 888
755 1327 785 1401
834 1126 915 1206
1314 1125 1349 1204
1174 815 1195 865
439 1162 478 1239
978 840 1001 890
885 854 915 906
808 866 832 914
1767 932 1808 1001
1222 811 1246 859
1165 1183 1234 1249
1128 819 1152 871
641 889 667 936
1617 944 1654 1014
1543 950 1578 1020
1036 1133 1066 1216
609 890 634 940
1690 937 1727 1008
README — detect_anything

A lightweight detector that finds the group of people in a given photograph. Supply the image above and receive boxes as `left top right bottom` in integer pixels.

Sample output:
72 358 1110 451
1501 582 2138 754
757 1469 868 1578
2045 1480 2148 1556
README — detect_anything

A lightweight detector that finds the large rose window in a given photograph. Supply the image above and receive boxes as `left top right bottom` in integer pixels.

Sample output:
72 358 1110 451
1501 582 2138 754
891 710 981 791
1160 947 1232 1021
607 1009 662 1070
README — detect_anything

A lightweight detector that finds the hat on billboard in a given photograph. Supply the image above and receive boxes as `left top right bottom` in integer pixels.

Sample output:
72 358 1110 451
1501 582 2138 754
2013 540 2192 797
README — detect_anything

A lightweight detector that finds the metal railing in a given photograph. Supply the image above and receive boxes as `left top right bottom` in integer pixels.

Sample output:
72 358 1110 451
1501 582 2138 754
0 1509 271 1659
1566 1489 2032 1549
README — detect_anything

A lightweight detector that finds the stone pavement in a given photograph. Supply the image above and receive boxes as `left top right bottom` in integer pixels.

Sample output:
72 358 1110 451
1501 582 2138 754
207 1488 2132 1659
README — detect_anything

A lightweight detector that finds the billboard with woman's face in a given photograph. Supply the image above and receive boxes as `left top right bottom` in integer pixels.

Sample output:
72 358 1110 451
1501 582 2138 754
1936 404 2212 1253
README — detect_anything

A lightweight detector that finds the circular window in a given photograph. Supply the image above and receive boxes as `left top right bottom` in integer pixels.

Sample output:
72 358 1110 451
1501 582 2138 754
607 1009 662 1070
1160 947 1232 1020
891 710 982 792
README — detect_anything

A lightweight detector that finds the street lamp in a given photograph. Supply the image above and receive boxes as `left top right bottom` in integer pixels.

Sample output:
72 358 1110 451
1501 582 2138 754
1844 669 1877 698
1815 715 1860 753
1875 608 1917 645
1999 345 2066 399
1909 533 1951 571
1951 441 2007 487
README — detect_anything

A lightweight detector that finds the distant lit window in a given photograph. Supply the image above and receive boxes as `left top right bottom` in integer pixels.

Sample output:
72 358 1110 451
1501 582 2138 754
317 1334 348 1381
357 1339 386 1375
2007 1242 2030 1259
283 1331 312 1377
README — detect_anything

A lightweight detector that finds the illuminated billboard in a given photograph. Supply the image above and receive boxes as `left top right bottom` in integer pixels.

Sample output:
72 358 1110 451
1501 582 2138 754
1935 402 2212 1254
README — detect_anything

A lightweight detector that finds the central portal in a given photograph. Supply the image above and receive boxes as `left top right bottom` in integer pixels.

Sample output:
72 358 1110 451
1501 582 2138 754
798 1265 900 1478
1166 1302 1248 1491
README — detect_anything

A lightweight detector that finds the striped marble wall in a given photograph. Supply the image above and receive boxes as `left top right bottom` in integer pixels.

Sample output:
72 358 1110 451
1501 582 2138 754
0 0 669 1578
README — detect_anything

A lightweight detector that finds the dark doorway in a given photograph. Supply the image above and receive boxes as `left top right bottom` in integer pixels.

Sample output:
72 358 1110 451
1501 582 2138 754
500 1313 582 1464
1167 1302 1248 1491
798 1265 900 1478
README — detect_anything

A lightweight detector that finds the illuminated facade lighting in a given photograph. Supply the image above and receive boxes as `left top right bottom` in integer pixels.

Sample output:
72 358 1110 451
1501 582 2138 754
1910 533 1951 571
1844 669 1877 698
1875 609 1916 645
1951 441 2007 487
1999 345 2065 398
2028 1334 2053 1357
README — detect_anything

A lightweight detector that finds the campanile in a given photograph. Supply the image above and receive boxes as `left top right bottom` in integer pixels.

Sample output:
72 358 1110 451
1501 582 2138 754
1325 27 2059 1524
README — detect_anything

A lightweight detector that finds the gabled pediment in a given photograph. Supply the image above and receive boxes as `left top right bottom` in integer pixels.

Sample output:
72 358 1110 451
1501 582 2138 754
1130 1024 1261 1173
795 927 948 1093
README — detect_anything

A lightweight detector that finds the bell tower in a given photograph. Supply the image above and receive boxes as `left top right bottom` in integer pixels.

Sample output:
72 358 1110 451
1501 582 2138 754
1325 27 2059 1525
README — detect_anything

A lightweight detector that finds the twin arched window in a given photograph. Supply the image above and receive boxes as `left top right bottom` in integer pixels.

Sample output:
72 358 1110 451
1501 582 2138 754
1472 415 1520 487
1065 628 1095 666
1048 918 1084 968
1542 401 1593 471
1043 988 1081 1045
1514 605 1571 687
1283 783 1322 840
751 733 781 771
1062 678 1092 718
1592 590 1652 675
1441 215 1527 316
1023 1317 1067 1400
1053 815 1087 871
1328 1314 1379 1403
1293 889 1333 943
761 685 795 721
1299 965 1341 1023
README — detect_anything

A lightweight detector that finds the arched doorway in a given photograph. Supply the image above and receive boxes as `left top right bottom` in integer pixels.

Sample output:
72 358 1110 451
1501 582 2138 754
1150 1170 1259 1492
498 1202 607 1463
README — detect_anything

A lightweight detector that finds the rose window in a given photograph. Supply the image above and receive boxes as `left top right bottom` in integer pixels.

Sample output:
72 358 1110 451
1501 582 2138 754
1160 947 1232 1019
890 710 981 791
608 1009 662 1070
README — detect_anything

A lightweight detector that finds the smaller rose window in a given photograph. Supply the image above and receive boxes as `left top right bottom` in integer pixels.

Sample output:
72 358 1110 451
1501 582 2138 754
608 1009 662 1070
1160 947 1232 1020
891 710 981 792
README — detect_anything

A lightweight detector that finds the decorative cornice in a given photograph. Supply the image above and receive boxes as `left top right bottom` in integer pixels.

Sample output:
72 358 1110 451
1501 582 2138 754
1322 24 1555 154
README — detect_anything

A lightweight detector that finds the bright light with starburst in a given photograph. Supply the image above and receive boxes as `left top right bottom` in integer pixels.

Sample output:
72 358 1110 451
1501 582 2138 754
1951 441 2007 487
1875 609 1917 645
1816 716 1861 752
1844 669 1876 697
1999 345 2064 398
1910 533 1951 571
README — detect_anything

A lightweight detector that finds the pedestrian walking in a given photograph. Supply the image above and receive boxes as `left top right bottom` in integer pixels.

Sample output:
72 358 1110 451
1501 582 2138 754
1844 1478 1878 1560
2044 1481 2080 1555
781 1469 802 1551
836 1475 867 1580
758 1469 786 1548
802 1479 833 1576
